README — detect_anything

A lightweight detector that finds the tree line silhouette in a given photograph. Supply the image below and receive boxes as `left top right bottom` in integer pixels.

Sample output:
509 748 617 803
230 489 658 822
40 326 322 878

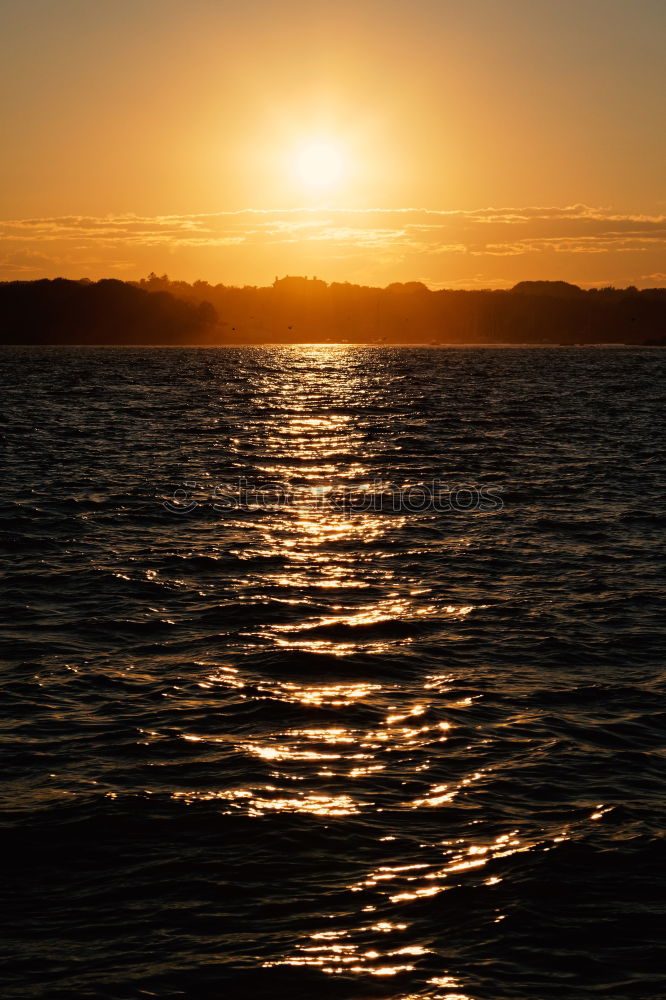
0 278 217 345
1 274 665 345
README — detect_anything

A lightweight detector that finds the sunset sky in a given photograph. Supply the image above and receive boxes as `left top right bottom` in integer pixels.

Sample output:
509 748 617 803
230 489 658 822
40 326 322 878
1 0 665 288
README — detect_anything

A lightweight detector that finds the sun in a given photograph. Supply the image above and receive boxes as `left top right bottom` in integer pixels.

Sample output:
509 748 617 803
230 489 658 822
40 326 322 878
295 140 345 190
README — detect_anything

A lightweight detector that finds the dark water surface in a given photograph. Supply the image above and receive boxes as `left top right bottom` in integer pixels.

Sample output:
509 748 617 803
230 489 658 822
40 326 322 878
1 346 665 1000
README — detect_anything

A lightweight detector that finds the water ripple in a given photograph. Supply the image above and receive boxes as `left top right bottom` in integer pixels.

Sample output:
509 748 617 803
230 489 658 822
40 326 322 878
1 345 665 1000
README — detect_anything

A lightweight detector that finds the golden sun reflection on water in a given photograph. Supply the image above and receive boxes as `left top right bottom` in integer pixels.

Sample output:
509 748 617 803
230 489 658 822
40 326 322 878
259 680 383 707
173 788 364 816
163 347 577 995
347 826 552 906
262 921 475 997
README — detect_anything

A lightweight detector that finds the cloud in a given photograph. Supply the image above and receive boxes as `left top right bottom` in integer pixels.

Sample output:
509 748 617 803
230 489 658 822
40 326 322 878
640 272 666 282
0 250 59 273
3 204 665 250
1 205 665 285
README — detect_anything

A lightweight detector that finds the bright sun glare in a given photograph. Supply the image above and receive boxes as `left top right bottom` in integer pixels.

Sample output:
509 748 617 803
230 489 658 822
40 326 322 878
295 140 344 190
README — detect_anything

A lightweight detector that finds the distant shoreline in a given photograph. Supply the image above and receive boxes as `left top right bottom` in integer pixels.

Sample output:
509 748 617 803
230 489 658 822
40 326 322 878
2 277 665 346
3 342 665 350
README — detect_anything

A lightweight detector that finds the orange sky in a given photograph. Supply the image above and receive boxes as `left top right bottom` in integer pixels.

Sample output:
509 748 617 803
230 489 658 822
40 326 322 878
1 0 665 288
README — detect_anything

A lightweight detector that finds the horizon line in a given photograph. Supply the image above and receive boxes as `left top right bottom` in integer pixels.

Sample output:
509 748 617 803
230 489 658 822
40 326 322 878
4 274 663 293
